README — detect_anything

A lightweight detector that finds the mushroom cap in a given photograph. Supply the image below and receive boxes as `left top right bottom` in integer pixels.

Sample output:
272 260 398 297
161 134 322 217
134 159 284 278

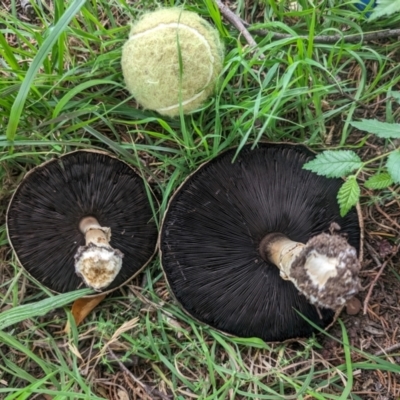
7 150 158 294
159 143 362 342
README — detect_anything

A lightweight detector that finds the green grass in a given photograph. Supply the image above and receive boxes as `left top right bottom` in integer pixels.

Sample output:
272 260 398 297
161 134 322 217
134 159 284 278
1 0 400 398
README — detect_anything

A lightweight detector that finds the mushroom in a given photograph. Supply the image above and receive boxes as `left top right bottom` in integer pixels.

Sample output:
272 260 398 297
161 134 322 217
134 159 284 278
159 143 363 342
7 150 158 294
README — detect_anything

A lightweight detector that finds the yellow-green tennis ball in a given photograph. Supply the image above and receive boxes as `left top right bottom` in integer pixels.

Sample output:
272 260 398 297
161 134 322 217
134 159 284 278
121 8 224 117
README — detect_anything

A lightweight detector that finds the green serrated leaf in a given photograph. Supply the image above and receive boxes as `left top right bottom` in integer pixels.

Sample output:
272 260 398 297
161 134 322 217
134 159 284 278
386 150 400 184
350 119 400 139
369 0 400 20
364 172 394 189
303 150 362 178
337 176 360 217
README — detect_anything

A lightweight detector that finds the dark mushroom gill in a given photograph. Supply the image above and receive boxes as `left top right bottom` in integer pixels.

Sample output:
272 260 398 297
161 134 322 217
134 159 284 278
160 143 361 342
7 151 158 293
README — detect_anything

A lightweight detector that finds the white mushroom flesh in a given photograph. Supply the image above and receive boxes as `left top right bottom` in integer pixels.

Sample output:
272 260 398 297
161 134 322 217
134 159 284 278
260 232 361 310
74 217 124 291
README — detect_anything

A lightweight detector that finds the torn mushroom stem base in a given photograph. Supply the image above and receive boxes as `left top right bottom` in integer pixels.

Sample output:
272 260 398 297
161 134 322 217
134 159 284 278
260 232 361 310
74 216 124 291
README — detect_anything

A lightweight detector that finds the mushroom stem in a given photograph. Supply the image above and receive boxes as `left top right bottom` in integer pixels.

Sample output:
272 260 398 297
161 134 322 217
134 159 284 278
260 233 305 281
79 216 111 247
74 216 124 292
259 232 361 310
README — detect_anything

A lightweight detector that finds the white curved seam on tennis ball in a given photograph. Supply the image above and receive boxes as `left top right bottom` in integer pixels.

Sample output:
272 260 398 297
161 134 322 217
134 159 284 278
128 22 216 112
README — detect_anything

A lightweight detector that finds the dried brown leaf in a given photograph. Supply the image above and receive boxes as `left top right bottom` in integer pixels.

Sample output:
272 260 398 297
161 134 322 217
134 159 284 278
64 293 106 333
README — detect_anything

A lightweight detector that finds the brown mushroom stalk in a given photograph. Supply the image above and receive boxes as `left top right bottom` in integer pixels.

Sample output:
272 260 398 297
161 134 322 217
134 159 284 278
260 232 361 310
74 216 124 291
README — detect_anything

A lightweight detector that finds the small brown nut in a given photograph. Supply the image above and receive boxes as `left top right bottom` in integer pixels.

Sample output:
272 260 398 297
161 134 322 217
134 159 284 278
346 297 362 315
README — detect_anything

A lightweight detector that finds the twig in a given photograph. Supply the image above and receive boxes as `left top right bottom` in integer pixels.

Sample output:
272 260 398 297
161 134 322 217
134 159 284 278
374 342 400 356
246 25 400 44
215 0 257 47
363 242 398 315
362 255 389 315
214 0 400 45
107 348 171 400
374 202 400 230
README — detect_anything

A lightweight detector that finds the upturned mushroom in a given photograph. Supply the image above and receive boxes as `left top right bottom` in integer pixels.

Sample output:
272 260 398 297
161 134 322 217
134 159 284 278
7 150 158 294
159 143 363 342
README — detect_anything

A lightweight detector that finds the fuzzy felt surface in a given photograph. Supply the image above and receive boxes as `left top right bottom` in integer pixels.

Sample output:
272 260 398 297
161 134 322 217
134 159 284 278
121 8 224 117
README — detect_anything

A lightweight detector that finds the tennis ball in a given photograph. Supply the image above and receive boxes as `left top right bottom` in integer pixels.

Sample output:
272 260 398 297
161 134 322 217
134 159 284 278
121 8 224 117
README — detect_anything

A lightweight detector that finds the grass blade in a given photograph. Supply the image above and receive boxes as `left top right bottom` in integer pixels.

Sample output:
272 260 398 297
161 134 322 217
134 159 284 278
0 289 92 330
5 0 87 141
